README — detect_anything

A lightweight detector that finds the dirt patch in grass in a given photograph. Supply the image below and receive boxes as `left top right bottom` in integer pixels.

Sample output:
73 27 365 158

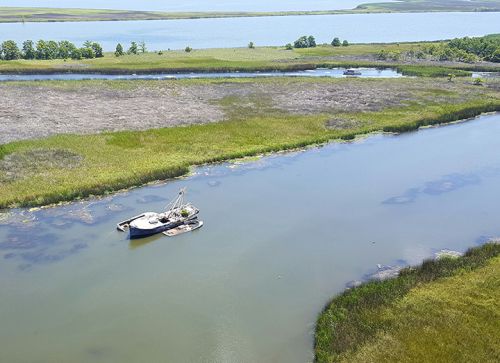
0 78 497 144
325 118 361 130
0 148 82 182
267 81 414 114
0 82 224 144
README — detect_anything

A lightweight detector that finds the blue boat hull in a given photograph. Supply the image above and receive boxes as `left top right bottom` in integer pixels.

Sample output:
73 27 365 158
129 220 183 239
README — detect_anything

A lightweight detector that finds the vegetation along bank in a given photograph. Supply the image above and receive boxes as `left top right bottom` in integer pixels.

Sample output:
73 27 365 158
0 36 498 77
315 241 500 362
0 76 498 208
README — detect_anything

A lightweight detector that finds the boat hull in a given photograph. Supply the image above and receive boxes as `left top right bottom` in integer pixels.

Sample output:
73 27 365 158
129 220 183 239
163 220 204 237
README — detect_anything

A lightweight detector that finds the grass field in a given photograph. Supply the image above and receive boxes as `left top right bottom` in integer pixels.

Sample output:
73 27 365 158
1 43 497 76
1 1 500 23
0 77 498 208
315 242 500 363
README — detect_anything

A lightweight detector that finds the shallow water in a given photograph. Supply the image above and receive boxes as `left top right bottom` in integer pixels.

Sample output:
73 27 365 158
0 67 402 81
1 113 500 362
472 71 500 79
2 12 499 50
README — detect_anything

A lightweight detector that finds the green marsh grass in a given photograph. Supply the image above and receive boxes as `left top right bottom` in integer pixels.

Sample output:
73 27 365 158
0 76 498 208
314 242 500 362
0 44 497 76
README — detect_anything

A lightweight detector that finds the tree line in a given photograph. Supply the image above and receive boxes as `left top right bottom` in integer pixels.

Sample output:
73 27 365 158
378 35 500 63
448 35 500 62
114 41 147 57
0 39 150 60
286 35 349 49
0 40 103 60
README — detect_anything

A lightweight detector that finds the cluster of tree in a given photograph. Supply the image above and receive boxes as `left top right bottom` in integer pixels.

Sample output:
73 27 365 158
331 37 349 47
285 36 349 50
114 41 147 57
378 36 500 64
447 35 500 62
376 49 406 62
0 40 103 60
378 44 481 63
418 44 481 63
292 35 317 49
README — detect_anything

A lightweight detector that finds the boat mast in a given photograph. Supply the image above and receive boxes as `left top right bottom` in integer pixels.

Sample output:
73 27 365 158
165 188 186 213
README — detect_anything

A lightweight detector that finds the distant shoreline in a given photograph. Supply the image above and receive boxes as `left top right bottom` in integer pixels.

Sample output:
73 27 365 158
1 3 500 24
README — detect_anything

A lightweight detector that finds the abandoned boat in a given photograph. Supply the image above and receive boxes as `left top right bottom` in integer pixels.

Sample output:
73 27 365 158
343 68 362 76
117 188 199 238
163 219 204 237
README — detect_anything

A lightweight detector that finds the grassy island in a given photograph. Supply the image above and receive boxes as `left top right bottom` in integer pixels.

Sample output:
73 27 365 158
0 76 498 208
315 242 500 362
1 42 499 77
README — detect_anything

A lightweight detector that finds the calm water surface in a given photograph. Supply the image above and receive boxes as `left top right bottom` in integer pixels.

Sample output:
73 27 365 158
1 113 500 362
0 0 391 11
1 12 499 50
0 68 402 81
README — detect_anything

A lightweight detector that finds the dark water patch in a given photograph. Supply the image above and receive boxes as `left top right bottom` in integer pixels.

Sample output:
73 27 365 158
18 242 88 266
207 180 221 187
136 194 168 204
0 227 90 268
383 172 482 205
0 232 58 250
383 187 420 205
422 173 481 195
85 345 113 359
